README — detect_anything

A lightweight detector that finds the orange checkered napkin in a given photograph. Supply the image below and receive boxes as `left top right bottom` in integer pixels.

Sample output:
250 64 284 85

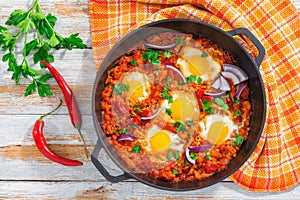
89 0 300 192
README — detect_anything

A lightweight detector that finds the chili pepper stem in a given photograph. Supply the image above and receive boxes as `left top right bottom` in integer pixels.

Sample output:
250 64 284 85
75 125 89 158
39 99 63 120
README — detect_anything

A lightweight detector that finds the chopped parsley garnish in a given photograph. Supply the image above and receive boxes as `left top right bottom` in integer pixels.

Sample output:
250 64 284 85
197 77 202 84
133 105 142 113
113 83 129 95
161 86 173 103
186 120 194 127
201 52 208 57
132 145 141 153
166 150 175 160
172 170 179 175
206 152 212 160
175 150 180 160
155 65 160 75
175 38 184 46
172 121 187 133
163 51 172 58
234 110 241 117
232 97 240 105
166 76 172 85
186 75 197 83
214 97 229 110
190 152 197 161
166 108 172 116
142 49 162 64
202 99 212 110
178 79 184 87
232 133 244 146
130 59 137 66
119 124 138 134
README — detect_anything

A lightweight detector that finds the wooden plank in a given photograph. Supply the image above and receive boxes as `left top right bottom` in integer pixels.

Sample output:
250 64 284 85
0 181 299 199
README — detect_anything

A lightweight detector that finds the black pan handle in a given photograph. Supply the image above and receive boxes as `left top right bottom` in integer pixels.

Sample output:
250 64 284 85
227 28 265 67
91 139 131 183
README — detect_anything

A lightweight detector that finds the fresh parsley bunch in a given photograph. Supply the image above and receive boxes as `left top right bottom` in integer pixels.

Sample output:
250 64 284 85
0 0 87 97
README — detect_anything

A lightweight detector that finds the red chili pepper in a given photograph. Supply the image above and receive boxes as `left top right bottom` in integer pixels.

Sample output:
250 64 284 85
40 60 88 158
32 100 83 166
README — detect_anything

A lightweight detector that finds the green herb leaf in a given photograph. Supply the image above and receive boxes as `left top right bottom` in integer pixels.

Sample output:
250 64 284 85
172 121 187 133
16 17 35 32
234 110 241 117
5 9 27 26
197 77 202 84
113 83 129 95
0 1 87 97
62 33 87 50
232 134 244 146
214 98 229 110
172 170 179 175
186 75 197 83
178 79 184 87
166 150 175 160
206 152 212 160
175 150 180 160
166 108 172 116
133 105 142 113
163 51 172 58
175 38 184 46
161 86 173 103
190 152 197 161
37 82 53 97
186 120 194 127
25 81 36 97
130 59 137 66
25 39 38 56
132 145 141 153
142 49 162 64
232 97 240 105
166 76 172 85
201 52 208 57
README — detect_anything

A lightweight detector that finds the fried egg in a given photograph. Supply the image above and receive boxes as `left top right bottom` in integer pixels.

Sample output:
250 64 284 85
199 114 238 145
144 125 185 153
161 90 199 123
176 46 221 83
121 72 150 101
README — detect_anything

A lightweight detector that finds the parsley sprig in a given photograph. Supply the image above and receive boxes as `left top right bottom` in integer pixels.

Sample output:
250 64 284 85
0 0 87 97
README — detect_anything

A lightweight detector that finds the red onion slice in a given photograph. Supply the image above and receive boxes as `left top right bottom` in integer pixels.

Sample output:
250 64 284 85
145 43 176 50
212 77 221 90
223 63 249 82
117 135 135 141
189 143 211 152
204 91 226 98
219 76 231 92
141 108 162 120
166 65 187 84
234 81 248 100
185 148 196 165
221 71 240 85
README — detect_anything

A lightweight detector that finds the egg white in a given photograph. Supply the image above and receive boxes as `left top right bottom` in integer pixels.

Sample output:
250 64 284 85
161 90 199 124
144 125 185 153
121 71 150 101
199 114 238 145
176 46 221 83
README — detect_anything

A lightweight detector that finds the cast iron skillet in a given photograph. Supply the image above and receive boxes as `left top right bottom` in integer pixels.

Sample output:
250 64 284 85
91 18 266 191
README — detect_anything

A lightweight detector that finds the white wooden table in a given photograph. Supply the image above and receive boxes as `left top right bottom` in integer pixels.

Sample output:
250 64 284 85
0 0 299 199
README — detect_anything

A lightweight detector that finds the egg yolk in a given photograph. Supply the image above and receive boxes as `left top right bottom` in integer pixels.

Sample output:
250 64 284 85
206 121 229 145
170 97 195 122
124 80 144 101
150 131 171 152
188 55 209 76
